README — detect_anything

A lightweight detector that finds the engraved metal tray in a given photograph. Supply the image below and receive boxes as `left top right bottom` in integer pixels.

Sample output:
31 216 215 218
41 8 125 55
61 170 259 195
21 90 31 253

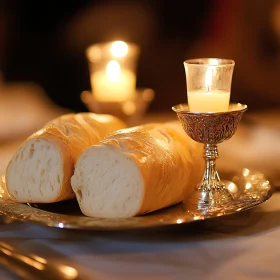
0 169 273 230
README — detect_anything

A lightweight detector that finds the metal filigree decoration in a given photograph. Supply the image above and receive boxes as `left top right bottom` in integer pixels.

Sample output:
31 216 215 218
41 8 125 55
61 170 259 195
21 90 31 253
174 104 247 144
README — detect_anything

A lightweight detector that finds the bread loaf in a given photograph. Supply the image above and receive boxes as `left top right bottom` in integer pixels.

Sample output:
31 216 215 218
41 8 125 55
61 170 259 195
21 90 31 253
6 113 126 203
71 122 205 218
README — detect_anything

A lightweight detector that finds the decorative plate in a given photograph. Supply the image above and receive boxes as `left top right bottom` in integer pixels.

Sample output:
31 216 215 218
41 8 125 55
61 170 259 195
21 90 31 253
0 169 272 230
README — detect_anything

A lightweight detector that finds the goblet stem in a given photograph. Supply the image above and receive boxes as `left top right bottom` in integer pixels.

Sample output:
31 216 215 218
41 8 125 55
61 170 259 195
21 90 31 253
184 143 233 211
200 144 225 191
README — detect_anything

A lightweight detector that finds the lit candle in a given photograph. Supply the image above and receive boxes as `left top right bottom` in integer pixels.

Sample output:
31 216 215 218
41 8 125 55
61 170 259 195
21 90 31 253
188 90 230 113
184 58 234 113
91 60 136 102
88 41 138 102
188 68 230 112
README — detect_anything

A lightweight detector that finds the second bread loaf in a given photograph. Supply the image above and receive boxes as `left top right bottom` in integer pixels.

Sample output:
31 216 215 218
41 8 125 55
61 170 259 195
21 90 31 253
71 122 205 218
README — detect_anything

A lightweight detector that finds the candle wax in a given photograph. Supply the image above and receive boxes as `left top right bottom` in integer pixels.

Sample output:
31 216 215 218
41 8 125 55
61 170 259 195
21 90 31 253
91 70 136 102
188 90 230 113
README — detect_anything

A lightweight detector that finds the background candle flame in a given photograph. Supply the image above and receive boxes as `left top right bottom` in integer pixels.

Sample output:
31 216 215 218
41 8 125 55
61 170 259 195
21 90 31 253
111 41 128 57
106 60 121 82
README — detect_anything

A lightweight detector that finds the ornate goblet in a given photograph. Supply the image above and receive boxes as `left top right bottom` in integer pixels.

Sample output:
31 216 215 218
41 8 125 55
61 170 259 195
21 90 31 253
173 103 247 212
173 58 247 212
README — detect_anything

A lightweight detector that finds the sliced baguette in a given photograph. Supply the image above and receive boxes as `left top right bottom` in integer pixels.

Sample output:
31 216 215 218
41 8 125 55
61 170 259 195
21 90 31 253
71 122 204 218
6 113 126 203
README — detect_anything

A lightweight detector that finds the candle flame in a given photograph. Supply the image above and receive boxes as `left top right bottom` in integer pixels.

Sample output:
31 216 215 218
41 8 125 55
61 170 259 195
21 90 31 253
208 58 219 65
205 68 212 92
106 60 121 82
111 41 128 57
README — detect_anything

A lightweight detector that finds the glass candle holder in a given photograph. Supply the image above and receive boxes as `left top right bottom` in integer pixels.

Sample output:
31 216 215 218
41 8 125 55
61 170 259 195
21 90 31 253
184 58 235 113
86 41 140 103
81 88 154 126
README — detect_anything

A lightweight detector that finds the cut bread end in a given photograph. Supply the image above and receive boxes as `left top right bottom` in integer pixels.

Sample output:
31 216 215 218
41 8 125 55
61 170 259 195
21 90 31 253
6 138 67 203
71 145 144 218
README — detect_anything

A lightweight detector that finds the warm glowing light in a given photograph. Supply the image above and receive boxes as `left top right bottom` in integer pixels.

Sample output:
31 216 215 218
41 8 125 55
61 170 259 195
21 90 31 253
106 60 121 82
208 58 219 65
122 101 136 115
59 265 79 280
0 248 12 256
245 182 252 190
0 242 13 250
111 41 128 57
19 255 45 270
205 68 212 91
58 222 64 228
228 183 237 193
176 219 183 224
88 40 138 102
31 254 47 264
242 168 250 177
262 181 269 188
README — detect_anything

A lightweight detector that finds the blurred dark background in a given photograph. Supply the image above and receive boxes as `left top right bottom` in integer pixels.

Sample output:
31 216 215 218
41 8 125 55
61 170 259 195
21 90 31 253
1 0 280 113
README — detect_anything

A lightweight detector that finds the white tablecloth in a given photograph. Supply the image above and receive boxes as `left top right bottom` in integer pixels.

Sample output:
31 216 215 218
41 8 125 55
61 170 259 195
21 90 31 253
0 192 279 280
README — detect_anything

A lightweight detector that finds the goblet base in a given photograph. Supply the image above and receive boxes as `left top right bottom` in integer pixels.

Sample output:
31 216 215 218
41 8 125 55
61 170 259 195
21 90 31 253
183 182 234 212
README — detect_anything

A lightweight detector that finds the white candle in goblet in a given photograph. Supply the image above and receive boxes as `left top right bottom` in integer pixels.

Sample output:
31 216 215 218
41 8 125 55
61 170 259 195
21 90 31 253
188 90 230 113
188 67 230 112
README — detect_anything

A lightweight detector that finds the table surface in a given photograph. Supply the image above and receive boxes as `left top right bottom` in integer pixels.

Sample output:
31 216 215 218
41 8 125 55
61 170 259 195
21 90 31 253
0 192 279 280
